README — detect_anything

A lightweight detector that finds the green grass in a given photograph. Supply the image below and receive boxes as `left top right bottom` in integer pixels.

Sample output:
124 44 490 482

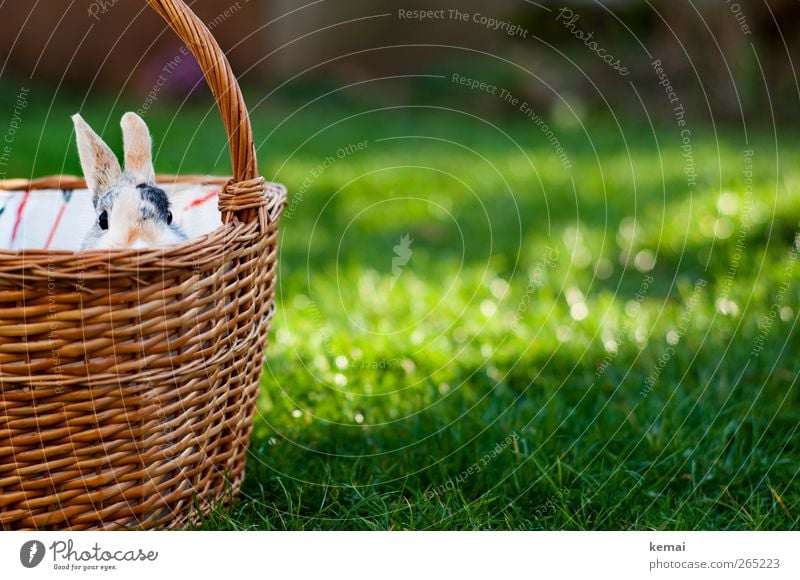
2 81 798 530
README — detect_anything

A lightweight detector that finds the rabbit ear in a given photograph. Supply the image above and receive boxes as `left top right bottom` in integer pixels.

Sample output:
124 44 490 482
121 112 156 185
72 114 122 206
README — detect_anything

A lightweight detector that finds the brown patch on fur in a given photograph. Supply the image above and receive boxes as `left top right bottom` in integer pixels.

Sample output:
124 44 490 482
126 226 141 245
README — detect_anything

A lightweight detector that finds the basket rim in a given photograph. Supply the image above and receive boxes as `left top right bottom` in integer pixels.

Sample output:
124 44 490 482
0 174 230 192
0 174 286 265
0 219 241 262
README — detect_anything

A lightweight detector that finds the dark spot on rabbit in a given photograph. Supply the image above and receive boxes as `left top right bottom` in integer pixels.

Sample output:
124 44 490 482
137 185 172 223
98 210 109 230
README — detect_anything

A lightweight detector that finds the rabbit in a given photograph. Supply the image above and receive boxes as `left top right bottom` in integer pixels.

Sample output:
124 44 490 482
72 112 187 250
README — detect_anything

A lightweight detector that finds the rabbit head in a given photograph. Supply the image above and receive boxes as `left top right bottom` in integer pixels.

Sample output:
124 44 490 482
73 112 187 250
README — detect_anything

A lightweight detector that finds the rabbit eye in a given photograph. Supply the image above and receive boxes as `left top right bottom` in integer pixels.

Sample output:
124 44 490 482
99 211 109 230
167 211 173 226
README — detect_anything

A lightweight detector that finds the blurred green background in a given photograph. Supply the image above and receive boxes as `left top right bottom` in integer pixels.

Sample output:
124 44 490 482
0 0 797 529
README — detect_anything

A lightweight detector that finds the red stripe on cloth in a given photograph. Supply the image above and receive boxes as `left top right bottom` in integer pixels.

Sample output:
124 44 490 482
10 190 30 245
45 201 68 250
183 189 220 211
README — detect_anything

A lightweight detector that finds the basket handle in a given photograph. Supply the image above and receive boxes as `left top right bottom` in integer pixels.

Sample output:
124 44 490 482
147 0 261 220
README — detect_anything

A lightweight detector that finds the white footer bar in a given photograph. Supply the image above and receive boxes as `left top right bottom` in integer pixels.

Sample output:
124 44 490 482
1 531 797 579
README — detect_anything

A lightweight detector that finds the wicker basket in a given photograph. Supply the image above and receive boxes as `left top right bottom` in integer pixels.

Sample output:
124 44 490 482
0 0 285 529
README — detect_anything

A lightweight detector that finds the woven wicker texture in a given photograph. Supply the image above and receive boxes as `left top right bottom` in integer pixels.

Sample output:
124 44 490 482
0 0 285 529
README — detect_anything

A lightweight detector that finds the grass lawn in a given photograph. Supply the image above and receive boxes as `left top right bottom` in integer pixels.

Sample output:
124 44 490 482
2 82 798 530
